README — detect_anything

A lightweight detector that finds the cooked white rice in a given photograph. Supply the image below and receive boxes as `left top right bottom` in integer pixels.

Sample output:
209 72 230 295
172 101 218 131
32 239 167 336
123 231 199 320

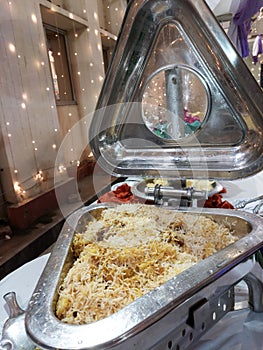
56 204 237 324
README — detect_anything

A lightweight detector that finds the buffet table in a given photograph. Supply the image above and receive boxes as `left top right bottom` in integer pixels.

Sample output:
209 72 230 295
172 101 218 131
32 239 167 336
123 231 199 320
0 171 263 349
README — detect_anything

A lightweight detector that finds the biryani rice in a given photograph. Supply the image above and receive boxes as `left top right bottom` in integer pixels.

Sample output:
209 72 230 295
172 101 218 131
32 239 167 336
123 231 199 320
56 204 237 324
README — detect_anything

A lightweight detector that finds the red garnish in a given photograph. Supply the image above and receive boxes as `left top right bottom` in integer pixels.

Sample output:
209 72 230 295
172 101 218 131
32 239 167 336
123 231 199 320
98 183 145 204
204 188 234 209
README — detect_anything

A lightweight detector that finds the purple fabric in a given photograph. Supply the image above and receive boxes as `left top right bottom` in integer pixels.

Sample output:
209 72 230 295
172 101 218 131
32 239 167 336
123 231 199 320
228 0 263 58
233 0 263 25
259 36 263 53
237 19 251 57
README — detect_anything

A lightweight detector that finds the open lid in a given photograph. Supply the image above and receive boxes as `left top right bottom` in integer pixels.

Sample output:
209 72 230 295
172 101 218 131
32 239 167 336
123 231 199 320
89 0 263 180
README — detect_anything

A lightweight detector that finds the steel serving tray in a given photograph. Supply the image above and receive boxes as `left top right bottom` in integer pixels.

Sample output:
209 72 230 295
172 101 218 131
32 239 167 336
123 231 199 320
25 203 263 350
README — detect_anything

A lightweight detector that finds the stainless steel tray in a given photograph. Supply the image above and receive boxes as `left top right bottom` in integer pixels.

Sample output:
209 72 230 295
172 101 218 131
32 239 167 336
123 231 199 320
25 204 263 350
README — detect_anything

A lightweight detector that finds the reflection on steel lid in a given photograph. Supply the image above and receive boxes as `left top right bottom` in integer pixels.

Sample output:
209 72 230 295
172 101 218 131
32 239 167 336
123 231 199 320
89 0 263 180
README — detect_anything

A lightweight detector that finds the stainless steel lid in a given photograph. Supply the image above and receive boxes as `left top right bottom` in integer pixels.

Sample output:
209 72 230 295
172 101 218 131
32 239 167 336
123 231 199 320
89 0 263 180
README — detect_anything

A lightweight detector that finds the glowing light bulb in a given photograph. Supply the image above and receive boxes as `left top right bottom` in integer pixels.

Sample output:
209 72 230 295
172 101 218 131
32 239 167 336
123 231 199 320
14 182 25 196
31 14 37 24
58 165 65 173
14 182 19 191
9 43 16 53
34 170 44 181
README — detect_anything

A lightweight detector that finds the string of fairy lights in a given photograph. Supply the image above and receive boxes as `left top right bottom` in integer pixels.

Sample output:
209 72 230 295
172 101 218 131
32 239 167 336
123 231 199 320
1 0 123 205
247 9 263 87
3 2 62 202
0 1 261 207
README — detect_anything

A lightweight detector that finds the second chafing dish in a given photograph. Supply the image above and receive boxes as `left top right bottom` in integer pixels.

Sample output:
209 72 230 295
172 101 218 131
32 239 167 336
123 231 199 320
25 204 263 350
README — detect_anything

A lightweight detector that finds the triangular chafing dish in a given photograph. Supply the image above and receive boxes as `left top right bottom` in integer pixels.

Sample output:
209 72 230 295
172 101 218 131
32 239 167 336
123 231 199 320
89 0 263 179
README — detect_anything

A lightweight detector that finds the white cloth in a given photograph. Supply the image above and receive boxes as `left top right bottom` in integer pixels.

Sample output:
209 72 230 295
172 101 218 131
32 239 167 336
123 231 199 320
252 35 263 57
205 0 221 11
192 309 263 350
205 0 240 17
221 170 263 202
